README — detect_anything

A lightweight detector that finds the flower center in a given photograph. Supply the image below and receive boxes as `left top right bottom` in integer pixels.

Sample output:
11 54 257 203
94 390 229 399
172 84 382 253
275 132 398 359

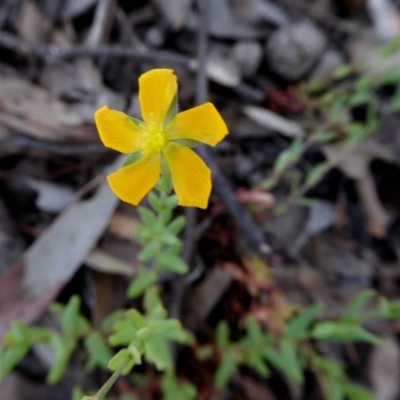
145 127 166 153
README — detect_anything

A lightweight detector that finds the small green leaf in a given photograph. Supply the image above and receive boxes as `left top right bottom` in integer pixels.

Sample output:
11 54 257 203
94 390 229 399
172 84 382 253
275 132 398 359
84 331 113 370
379 69 400 85
122 357 136 375
308 78 325 92
313 355 344 380
390 88 400 111
160 156 173 193
274 138 303 174
160 209 173 225
145 336 172 370
166 216 186 235
295 197 316 207
108 349 130 372
285 302 324 339
311 322 381 345
143 287 163 315
164 94 178 128
164 242 183 256
349 90 374 106
263 340 303 383
332 64 353 79
315 131 337 143
127 270 158 298
136 327 152 340
161 231 180 245
261 176 277 190
138 241 160 262
325 378 345 400
148 191 162 212
159 324 193 344
274 151 293 174
305 163 328 188
72 387 85 400
196 345 213 360
328 97 349 124
159 254 188 274
137 207 157 226
216 321 230 346
162 370 197 400
127 343 142 364
383 299 400 319
123 152 142 167
343 290 375 322
0 346 29 380
109 327 137 346
60 295 83 336
3 322 27 346
47 334 76 383
101 310 126 333
173 139 201 148
355 76 375 91
378 36 400 57
25 326 51 343
214 351 237 390
280 340 303 382
165 195 179 209
245 317 263 342
343 382 373 400
245 350 270 377
345 123 367 148
126 309 146 329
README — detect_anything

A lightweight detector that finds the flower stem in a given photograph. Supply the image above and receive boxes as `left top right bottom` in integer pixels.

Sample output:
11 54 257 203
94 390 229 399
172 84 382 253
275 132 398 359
83 358 129 400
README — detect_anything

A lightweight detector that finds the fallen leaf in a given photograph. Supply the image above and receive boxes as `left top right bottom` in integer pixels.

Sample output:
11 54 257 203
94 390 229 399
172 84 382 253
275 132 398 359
243 106 305 138
0 76 97 142
369 336 400 400
86 248 134 276
108 212 140 242
0 157 123 339
153 0 193 30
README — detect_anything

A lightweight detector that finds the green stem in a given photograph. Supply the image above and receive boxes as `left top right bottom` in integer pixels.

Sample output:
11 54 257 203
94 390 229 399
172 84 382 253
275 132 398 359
84 358 129 400
357 311 383 324
150 186 170 273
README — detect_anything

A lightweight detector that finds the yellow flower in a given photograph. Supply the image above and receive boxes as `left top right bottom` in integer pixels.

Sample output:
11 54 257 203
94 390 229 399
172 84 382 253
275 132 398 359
95 69 228 209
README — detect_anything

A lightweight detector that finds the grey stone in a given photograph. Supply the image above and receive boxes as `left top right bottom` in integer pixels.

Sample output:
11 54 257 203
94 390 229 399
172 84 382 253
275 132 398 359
0 196 25 276
266 22 327 80
153 0 193 30
231 40 263 77
144 26 165 48
312 49 345 79
231 0 289 26
186 0 268 39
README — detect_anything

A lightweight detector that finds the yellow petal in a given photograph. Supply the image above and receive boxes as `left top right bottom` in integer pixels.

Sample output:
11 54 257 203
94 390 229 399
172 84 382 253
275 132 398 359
165 103 228 146
95 106 146 153
163 142 211 209
139 69 177 129
107 153 160 205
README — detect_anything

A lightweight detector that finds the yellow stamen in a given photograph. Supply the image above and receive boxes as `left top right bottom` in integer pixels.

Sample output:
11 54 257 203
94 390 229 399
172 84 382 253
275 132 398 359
144 126 166 153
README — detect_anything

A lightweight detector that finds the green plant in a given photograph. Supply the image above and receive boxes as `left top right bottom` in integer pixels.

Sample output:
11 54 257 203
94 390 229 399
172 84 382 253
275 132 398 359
3 42 400 400
196 290 400 400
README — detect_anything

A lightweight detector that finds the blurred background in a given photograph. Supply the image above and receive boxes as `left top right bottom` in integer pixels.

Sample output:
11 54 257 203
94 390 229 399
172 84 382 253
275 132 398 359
2 0 400 399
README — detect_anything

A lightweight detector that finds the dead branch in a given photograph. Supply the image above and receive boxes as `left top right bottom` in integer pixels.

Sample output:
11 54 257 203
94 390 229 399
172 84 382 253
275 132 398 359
0 31 192 66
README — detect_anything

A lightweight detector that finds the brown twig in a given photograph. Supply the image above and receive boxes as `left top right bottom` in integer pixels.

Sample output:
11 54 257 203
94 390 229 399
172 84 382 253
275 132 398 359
0 0 14 30
171 0 211 329
182 0 210 265
115 7 144 47
0 31 192 66
0 136 111 156
198 146 272 256
86 0 117 47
